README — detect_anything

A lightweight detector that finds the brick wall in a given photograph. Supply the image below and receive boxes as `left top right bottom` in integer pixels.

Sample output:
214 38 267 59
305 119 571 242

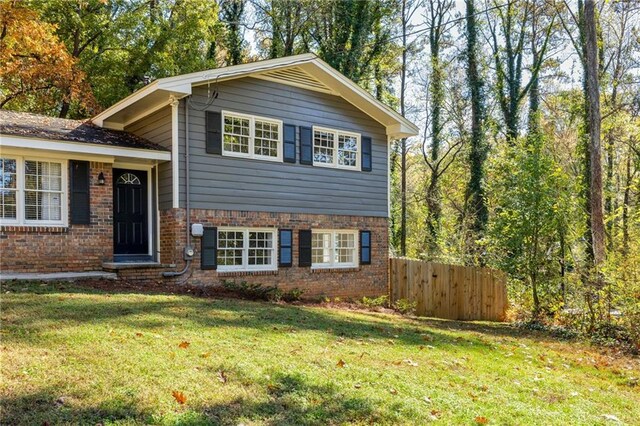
157 208 389 299
0 162 112 273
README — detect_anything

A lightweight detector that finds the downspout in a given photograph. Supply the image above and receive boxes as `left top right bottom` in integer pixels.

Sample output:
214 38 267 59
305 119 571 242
163 97 192 277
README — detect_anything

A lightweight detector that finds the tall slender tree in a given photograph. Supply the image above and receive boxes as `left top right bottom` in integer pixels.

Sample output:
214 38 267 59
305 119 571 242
584 0 606 270
220 0 247 65
464 0 488 264
423 0 455 254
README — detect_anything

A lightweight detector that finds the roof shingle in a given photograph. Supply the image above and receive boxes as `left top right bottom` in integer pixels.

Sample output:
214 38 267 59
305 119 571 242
0 110 167 151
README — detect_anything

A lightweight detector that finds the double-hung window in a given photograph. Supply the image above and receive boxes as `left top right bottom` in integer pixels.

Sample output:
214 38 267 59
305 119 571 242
0 156 67 226
222 111 282 161
312 127 360 170
311 230 358 268
217 228 277 271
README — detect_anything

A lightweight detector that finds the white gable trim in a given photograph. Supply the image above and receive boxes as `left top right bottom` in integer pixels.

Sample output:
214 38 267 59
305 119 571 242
91 54 419 140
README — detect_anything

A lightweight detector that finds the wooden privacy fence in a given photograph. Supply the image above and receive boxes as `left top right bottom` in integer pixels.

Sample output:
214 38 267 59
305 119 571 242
389 258 508 321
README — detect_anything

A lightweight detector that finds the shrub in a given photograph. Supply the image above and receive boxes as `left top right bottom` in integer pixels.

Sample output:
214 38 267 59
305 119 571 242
361 295 389 309
393 298 416 315
221 280 303 302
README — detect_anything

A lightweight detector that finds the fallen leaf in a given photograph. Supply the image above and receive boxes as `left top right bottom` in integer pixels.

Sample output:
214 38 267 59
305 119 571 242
217 370 228 384
389 388 398 395
178 341 190 349
172 390 187 405
404 359 419 367
200 352 211 358
354 383 362 389
601 414 621 423
423 396 432 403
135 332 143 337
475 416 489 424
430 409 441 419
336 359 346 368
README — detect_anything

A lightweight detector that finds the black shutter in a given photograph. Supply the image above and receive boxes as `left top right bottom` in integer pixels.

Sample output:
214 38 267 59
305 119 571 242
283 124 296 163
70 160 90 225
361 136 372 172
360 230 371 265
201 227 217 270
298 229 312 267
205 111 222 154
300 126 313 165
279 229 293 267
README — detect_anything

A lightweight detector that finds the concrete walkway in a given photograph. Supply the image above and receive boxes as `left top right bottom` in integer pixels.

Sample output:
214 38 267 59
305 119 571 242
0 271 117 282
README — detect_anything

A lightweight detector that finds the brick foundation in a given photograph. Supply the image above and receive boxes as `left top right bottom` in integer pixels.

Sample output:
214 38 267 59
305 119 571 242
0 162 112 273
155 209 389 299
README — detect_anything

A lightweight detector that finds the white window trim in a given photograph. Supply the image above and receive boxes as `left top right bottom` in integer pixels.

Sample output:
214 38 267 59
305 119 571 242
0 155 68 227
311 229 359 269
221 110 283 162
312 126 361 171
217 227 278 272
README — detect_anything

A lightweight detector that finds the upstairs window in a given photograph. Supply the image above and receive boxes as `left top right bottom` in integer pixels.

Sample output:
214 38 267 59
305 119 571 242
313 127 360 170
222 111 282 161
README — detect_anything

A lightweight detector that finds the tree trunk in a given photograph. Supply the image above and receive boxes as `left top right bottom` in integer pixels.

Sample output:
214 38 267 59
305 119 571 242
399 0 408 256
621 150 631 256
464 0 487 264
584 0 606 269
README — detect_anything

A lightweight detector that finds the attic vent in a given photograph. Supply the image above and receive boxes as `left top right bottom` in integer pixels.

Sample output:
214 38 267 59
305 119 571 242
256 67 334 94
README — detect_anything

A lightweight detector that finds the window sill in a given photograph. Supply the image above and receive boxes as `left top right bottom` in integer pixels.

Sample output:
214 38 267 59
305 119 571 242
0 225 69 233
311 266 360 273
217 269 278 277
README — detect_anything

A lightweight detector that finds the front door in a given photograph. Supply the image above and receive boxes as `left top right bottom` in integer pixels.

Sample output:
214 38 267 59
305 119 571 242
113 169 148 258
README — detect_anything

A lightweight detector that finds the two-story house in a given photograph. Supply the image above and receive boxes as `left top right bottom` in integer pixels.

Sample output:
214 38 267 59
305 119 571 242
0 54 418 298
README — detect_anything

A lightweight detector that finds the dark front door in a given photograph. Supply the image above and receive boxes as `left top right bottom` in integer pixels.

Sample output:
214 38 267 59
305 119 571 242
113 169 148 257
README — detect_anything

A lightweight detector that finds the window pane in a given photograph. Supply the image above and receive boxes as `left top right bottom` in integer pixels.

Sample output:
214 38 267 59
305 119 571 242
312 232 332 264
338 134 358 167
335 232 356 264
0 158 18 220
223 115 250 154
23 160 63 222
1 158 17 189
217 229 244 266
1 190 17 219
313 130 334 164
254 120 279 158
248 231 274 266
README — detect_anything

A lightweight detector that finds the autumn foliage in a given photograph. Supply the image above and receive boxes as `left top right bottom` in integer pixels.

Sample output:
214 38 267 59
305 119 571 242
0 1 95 114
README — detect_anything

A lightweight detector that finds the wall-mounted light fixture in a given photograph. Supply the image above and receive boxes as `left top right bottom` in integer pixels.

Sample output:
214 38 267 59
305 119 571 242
97 172 105 186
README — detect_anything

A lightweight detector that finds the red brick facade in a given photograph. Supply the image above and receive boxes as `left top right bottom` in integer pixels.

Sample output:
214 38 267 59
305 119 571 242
0 162 112 273
156 208 389 298
1 167 389 298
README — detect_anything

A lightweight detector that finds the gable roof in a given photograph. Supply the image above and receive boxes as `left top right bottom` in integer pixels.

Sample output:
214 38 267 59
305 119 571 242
92 53 419 139
0 110 167 151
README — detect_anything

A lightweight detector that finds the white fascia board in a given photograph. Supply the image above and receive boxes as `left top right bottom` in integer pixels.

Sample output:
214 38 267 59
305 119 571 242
0 135 171 161
386 123 420 140
157 53 317 91
92 81 161 126
310 59 419 138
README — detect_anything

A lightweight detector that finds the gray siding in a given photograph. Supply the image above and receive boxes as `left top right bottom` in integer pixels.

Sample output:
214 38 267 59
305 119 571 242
124 106 174 209
182 77 389 217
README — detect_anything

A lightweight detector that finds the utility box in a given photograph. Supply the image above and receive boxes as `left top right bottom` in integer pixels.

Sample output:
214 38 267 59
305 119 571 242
191 223 204 237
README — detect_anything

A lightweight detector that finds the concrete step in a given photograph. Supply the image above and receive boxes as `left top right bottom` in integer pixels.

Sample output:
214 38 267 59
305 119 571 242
0 271 117 282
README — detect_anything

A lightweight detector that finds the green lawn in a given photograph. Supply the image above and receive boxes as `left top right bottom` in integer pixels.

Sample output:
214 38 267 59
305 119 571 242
1 282 638 425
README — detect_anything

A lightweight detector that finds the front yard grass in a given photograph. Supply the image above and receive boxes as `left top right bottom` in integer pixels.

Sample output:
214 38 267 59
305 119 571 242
1 281 639 425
